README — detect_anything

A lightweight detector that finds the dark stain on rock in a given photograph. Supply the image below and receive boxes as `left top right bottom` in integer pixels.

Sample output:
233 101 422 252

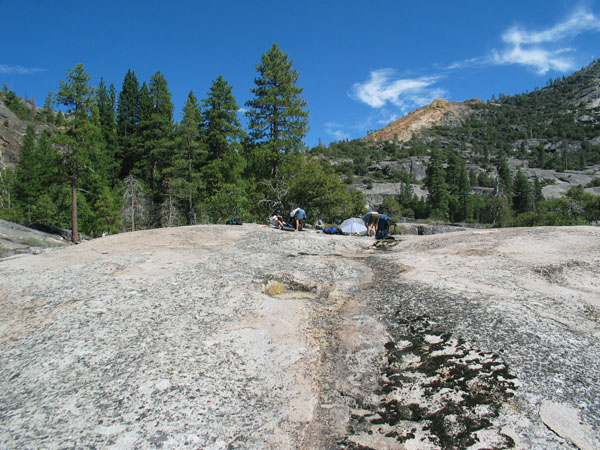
341 313 518 449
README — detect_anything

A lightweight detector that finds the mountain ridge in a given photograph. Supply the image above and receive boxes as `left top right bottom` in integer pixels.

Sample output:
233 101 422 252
364 98 481 143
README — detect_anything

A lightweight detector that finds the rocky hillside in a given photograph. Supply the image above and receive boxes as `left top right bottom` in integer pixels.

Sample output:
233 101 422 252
314 59 600 211
366 59 600 147
365 98 481 143
1 224 599 449
0 94 53 170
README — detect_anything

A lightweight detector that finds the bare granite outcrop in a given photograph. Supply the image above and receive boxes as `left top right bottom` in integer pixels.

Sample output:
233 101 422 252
1 224 599 449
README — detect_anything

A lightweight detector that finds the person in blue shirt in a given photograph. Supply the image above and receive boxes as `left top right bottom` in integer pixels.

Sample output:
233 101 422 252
290 207 306 231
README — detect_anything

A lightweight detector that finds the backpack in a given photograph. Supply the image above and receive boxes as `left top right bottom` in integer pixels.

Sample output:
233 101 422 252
323 227 342 235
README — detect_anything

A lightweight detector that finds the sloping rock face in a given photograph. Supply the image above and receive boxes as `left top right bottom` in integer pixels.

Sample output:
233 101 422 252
355 181 428 210
0 219 68 258
0 98 53 170
1 224 599 449
511 162 600 199
364 98 479 143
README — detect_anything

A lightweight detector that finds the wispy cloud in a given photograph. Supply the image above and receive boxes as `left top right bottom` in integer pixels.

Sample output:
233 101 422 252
340 5 600 142
325 122 351 141
0 64 47 75
325 109 404 140
350 69 446 112
444 56 488 70
491 7 600 74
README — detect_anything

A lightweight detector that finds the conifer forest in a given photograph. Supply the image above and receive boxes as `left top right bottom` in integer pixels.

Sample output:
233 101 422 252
1 45 599 241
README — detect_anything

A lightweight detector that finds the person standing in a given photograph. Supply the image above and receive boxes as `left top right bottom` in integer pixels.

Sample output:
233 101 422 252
290 207 306 231
363 211 380 236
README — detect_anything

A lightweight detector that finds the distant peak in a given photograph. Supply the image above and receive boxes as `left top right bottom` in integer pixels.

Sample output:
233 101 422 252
364 98 479 143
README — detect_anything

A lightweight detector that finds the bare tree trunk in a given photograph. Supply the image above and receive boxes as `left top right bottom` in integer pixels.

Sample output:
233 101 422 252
131 189 135 232
71 150 79 244
562 137 568 171
72 178 79 243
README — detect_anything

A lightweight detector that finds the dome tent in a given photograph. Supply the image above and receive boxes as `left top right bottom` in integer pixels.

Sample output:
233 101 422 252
339 217 367 236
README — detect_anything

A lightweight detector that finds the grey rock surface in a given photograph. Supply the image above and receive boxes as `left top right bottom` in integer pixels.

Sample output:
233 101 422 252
0 98 53 170
0 219 68 258
355 182 428 210
1 224 599 449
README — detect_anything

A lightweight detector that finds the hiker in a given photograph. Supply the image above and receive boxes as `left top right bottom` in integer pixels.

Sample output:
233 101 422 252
269 211 285 229
363 211 380 236
290 207 306 231
375 215 393 239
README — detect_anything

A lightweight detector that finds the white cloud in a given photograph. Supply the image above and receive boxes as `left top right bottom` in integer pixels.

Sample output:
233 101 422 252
350 69 446 112
492 7 600 74
491 46 575 74
0 64 47 75
325 109 410 141
502 8 600 45
325 122 351 140
377 112 399 125
445 57 486 70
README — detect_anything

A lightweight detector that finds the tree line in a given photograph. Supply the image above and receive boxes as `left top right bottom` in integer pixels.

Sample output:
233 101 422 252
376 147 600 227
0 43 364 240
2 49 599 238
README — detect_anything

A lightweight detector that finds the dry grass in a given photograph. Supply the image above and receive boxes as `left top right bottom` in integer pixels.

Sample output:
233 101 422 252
264 281 286 296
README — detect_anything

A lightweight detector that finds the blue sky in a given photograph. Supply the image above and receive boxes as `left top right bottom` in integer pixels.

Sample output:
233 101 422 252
2 0 599 148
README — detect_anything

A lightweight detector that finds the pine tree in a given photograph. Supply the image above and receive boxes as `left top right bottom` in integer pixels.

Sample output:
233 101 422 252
533 176 545 207
424 149 449 221
33 131 65 225
92 185 122 236
140 72 174 210
513 170 533 214
202 76 245 197
14 126 39 221
171 91 204 224
96 78 118 183
55 63 100 242
42 93 54 123
445 151 462 193
495 152 512 201
55 110 65 127
136 82 153 179
456 163 472 221
116 69 141 178
245 43 308 178
0 167 15 218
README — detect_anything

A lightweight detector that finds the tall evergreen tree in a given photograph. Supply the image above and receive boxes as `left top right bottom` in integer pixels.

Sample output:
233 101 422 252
0 167 18 221
42 93 54 123
32 131 65 225
116 69 141 178
171 91 204 224
424 148 449 221
140 72 174 210
202 76 245 196
245 43 309 178
456 163 473 221
445 151 462 193
533 176 545 207
135 82 153 177
14 126 38 221
55 63 100 242
495 152 512 201
96 77 118 183
513 170 533 214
